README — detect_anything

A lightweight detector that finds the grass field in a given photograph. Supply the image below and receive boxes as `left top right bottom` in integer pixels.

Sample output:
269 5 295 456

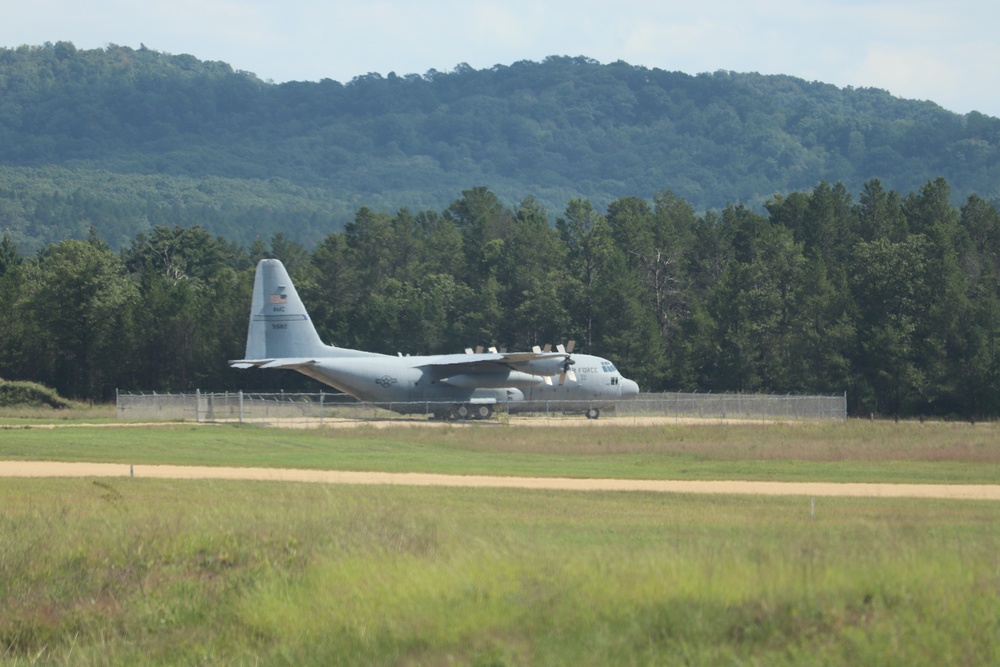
2 418 1000 483
2 416 1000 665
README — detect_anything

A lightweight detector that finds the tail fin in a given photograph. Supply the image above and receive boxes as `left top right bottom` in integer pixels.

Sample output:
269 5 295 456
242 259 333 360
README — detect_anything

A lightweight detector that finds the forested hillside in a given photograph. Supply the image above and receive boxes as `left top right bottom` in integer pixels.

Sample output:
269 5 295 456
3 43 1000 416
1 43 999 252
2 180 999 418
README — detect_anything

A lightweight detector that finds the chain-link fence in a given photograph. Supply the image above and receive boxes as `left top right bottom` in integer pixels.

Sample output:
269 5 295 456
618 392 847 421
116 390 847 424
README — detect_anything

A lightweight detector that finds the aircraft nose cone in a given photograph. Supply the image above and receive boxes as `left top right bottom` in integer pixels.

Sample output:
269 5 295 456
621 378 640 398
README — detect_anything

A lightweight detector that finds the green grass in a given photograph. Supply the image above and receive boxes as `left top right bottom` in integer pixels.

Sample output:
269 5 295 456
2 418 1000 664
1 419 999 484
2 479 999 665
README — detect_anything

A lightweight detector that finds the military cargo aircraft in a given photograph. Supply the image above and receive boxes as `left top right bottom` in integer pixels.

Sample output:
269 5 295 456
230 259 639 419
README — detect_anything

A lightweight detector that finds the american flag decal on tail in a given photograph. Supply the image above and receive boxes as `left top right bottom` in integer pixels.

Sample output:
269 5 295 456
269 293 287 305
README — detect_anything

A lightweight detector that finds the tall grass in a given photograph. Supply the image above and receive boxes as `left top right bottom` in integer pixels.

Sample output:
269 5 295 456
0 404 114 423
2 479 999 665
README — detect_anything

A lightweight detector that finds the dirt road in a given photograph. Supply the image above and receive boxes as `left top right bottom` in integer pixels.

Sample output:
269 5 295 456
3 461 999 500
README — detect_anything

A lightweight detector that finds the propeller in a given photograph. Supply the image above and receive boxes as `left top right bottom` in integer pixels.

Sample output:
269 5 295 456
538 340 577 385
468 344 505 354
557 340 577 385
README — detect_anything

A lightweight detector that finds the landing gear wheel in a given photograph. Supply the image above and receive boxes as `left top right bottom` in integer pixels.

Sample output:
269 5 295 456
474 404 494 420
456 404 472 420
585 408 600 420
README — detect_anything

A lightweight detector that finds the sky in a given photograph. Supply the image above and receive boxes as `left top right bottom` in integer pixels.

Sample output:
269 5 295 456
3 0 999 117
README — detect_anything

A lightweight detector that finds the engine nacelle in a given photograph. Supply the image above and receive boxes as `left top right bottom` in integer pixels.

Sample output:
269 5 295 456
440 371 545 389
509 357 572 377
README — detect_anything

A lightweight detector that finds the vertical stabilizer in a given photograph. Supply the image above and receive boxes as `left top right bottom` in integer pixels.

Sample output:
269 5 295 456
243 259 333 359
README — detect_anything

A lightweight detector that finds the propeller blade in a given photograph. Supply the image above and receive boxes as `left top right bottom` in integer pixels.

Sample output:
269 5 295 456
464 347 474 354
488 346 498 353
475 345 483 354
558 371 567 386
566 369 577 382
543 344 552 353
566 340 576 354
556 343 566 354
543 376 553 386
532 345 541 353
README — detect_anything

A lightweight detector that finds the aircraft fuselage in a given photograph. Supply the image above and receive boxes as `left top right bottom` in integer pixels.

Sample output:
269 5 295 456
231 259 640 419
297 352 637 410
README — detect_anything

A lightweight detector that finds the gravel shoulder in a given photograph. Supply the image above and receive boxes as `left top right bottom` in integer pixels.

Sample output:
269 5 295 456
3 461 999 500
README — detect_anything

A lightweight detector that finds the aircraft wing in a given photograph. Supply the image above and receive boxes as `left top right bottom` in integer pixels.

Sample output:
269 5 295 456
408 349 574 388
418 349 568 368
418 352 506 367
417 349 574 382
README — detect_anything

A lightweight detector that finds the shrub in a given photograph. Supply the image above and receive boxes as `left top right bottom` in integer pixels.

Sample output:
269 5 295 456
0 379 74 408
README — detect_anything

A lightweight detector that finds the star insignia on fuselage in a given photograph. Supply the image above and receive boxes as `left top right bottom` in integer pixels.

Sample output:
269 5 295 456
375 375 398 388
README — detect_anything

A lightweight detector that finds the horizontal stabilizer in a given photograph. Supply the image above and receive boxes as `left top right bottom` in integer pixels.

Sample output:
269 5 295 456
229 358 320 370
261 358 319 369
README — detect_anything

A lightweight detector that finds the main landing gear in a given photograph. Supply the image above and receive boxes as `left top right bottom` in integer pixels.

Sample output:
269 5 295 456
452 404 495 420
585 408 600 420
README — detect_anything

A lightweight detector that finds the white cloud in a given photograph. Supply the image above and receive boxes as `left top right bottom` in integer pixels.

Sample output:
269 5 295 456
854 48 955 100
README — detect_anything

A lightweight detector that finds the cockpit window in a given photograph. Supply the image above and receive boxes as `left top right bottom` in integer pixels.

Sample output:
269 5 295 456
601 362 617 373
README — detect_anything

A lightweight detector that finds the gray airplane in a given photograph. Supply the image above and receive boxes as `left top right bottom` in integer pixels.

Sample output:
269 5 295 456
230 259 640 419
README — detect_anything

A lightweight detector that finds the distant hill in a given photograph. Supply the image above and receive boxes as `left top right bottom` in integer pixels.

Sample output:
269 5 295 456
2 42 998 251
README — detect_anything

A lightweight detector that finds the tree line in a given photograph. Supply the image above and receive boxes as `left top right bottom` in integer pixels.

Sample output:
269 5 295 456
1 178 998 418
